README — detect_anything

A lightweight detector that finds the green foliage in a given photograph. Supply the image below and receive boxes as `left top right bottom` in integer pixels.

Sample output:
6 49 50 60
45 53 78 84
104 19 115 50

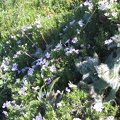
44 87 118 120
0 0 120 119
76 30 120 102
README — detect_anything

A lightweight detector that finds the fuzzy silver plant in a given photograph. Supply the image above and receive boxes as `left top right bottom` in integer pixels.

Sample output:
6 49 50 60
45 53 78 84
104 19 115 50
76 30 120 102
75 53 99 83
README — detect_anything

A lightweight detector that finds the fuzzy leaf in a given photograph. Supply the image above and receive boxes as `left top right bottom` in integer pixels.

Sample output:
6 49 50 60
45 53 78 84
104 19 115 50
75 53 99 83
31 48 44 58
92 79 109 91
95 64 110 81
108 33 120 49
105 89 116 102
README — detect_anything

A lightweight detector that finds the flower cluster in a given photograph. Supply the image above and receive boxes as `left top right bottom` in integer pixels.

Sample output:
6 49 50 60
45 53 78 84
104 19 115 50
0 0 119 119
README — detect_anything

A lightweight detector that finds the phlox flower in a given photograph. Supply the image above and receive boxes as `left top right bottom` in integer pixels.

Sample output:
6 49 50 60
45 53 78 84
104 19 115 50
33 113 42 120
74 49 80 54
93 100 103 112
98 1 112 10
72 37 78 43
79 4 83 8
32 43 36 47
41 92 46 98
84 0 93 9
23 80 28 86
41 65 46 71
18 86 27 95
63 26 68 31
45 52 50 58
13 54 17 58
56 102 62 108
99 116 114 120
1 62 9 71
80 44 84 48
73 118 81 120
69 20 75 25
6 41 10 44
84 0 90 6
2 111 8 116
41 61 49 71
98 0 107 5
54 43 63 51
10 35 16 39
14 104 20 109
16 40 21 44
35 58 42 66
36 61 41 66
36 24 41 28
78 19 84 27
68 83 77 88
45 77 52 84
26 26 32 29
17 70 21 74
21 26 32 34
112 12 117 17
87 44 91 49
32 86 40 91
110 0 117 2
76 29 81 34
104 12 109 16
64 47 69 52
2 101 11 108
65 46 75 55
21 26 26 35
28 68 34 76
65 46 80 55
68 46 75 53
12 63 18 71
50 58 55 63
13 50 22 58
40 58 46 65
100 3 107 10
50 65 56 72
57 90 61 94
65 87 70 92
104 39 113 45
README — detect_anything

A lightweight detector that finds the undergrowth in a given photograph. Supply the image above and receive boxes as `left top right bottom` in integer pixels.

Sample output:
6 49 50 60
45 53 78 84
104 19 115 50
0 0 120 120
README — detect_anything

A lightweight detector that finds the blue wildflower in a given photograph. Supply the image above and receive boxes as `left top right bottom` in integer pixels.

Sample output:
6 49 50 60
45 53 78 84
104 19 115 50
28 68 34 76
45 52 50 58
50 65 56 72
12 63 18 71
72 37 78 43
78 19 84 27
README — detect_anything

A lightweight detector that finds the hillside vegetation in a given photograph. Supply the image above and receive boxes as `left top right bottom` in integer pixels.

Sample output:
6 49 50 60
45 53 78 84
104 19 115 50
0 0 120 120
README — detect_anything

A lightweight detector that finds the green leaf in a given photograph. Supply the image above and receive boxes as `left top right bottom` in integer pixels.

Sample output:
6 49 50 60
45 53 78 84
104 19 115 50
29 100 40 107
48 77 60 93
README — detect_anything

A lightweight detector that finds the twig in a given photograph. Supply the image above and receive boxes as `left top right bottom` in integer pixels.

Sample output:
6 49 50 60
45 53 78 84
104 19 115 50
81 8 97 33
40 32 48 45
22 51 36 60
24 33 34 44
